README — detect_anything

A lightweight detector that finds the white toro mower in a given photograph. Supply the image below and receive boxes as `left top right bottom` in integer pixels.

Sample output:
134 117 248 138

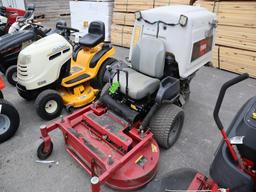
36 5 217 192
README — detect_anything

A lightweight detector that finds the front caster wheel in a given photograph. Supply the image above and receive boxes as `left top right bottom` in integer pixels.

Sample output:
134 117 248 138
35 90 63 120
66 105 75 113
6 65 17 86
37 141 53 160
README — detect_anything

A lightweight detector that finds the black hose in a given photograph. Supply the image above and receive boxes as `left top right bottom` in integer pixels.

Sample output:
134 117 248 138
140 103 159 131
213 73 249 130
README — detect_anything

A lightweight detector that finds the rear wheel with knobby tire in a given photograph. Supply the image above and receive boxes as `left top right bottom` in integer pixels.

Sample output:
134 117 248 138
149 104 184 149
0 99 20 143
35 90 63 120
92 57 117 89
6 65 17 86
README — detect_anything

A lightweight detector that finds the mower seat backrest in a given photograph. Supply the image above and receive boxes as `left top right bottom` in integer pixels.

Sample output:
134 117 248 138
112 37 165 100
131 37 165 78
23 4 35 20
79 21 105 48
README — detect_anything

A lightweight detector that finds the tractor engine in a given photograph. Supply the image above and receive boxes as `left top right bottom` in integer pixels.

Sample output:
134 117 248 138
17 33 73 91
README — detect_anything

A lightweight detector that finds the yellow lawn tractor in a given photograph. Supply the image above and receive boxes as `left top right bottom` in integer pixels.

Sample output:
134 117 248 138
17 21 117 120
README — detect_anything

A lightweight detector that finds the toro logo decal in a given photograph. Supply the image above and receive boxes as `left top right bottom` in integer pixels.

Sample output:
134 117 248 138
191 36 213 62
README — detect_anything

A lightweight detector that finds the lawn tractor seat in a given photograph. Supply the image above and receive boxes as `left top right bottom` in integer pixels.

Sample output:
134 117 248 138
113 37 165 100
79 21 105 48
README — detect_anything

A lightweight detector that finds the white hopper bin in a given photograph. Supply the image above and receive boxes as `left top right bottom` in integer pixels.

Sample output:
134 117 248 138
129 5 217 78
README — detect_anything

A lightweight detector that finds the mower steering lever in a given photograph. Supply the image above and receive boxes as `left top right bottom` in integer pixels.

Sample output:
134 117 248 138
56 24 79 33
213 73 249 130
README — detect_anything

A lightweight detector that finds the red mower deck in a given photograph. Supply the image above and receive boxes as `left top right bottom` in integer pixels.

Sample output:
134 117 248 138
39 103 160 192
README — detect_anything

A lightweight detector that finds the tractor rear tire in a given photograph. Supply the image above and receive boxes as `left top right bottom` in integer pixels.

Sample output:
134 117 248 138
35 90 63 120
149 104 184 149
6 65 17 86
92 57 117 89
0 99 20 143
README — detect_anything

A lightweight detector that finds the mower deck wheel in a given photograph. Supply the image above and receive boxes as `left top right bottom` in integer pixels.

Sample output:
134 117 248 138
6 65 17 86
66 105 75 113
35 90 63 120
37 141 53 160
0 99 20 143
149 104 184 149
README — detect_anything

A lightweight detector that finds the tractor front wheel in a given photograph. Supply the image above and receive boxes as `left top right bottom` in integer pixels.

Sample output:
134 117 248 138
6 65 17 86
149 104 184 149
0 99 20 143
35 90 63 120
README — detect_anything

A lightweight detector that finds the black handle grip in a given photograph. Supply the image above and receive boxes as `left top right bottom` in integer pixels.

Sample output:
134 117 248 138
213 73 249 130
56 25 79 32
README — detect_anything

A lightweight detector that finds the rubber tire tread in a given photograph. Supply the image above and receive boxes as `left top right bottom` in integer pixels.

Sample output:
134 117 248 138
149 104 184 149
0 99 20 143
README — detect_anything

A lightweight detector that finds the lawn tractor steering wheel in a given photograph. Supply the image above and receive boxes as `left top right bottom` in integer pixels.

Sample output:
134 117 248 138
56 25 79 40
56 25 79 33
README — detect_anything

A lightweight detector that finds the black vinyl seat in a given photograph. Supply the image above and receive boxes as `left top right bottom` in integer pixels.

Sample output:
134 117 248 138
79 21 105 48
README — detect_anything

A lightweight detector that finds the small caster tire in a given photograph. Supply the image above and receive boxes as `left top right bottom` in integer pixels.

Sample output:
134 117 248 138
37 141 53 160
66 105 75 113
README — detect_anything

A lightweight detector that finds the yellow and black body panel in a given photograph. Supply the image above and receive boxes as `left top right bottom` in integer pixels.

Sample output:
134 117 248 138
59 83 98 108
61 43 115 88
59 43 115 108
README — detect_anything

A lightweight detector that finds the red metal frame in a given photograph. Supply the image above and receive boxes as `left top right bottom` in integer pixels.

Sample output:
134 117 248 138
39 103 159 192
188 172 229 192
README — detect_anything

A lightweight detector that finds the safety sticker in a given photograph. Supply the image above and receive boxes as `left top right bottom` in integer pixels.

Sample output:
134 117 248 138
151 143 158 153
135 155 147 167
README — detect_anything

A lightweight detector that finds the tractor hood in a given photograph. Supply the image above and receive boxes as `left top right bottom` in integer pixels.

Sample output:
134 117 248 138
17 33 73 90
0 30 35 52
